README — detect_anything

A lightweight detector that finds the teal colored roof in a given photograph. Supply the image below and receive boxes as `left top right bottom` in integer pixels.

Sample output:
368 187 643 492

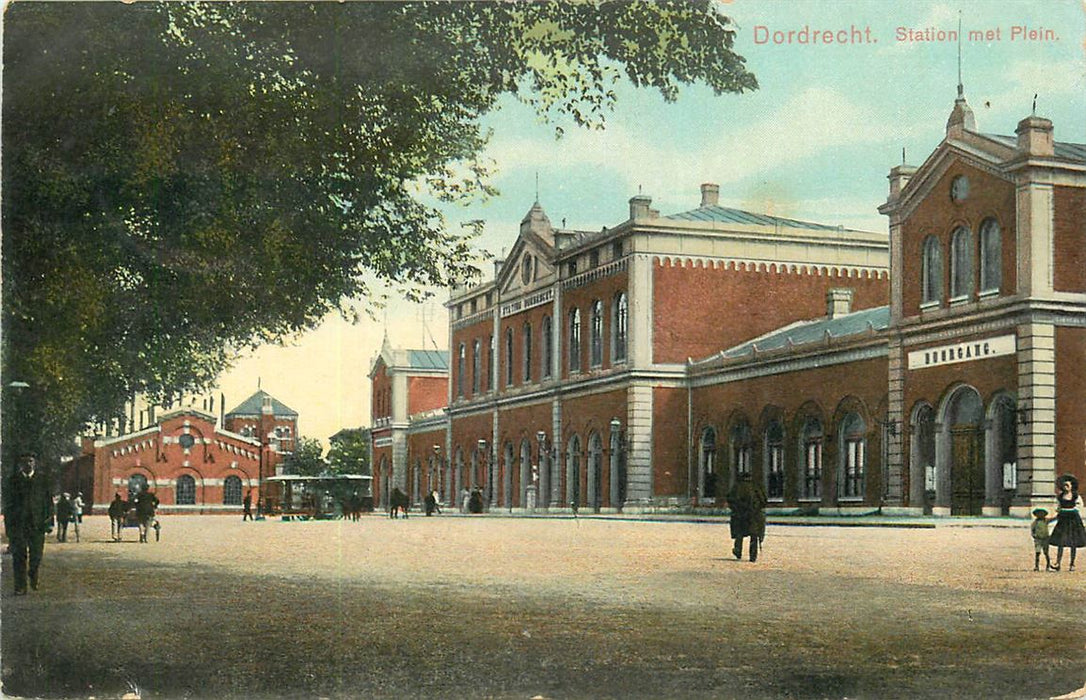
225 390 298 418
723 306 890 359
982 133 1086 162
665 204 857 233
407 349 448 370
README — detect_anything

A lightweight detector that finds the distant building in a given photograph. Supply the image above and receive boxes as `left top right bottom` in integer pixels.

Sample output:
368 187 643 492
75 390 297 514
371 92 1085 518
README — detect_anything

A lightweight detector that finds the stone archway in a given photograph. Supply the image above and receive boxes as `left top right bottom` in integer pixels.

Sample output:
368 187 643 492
941 386 984 516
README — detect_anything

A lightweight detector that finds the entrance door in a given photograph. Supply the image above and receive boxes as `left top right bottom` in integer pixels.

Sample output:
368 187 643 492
950 428 984 515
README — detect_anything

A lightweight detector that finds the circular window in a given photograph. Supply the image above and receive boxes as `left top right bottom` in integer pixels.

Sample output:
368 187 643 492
178 434 196 449
950 175 969 203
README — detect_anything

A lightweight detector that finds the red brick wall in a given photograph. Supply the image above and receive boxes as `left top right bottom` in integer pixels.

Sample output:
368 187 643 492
371 363 391 422
653 387 688 497
451 317 493 400
408 376 448 416
562 271 629 379
450 411 493 491
653 260 888 364
559 389 626 508
406 427 447 501
900 162 1016 316
1056 326 1086 485
690 356 888 505
1053 186 1086 293
497 301 560 392
496 402 553 507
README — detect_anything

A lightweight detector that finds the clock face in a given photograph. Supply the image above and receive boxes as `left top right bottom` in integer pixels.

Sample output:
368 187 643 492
950 175 969 202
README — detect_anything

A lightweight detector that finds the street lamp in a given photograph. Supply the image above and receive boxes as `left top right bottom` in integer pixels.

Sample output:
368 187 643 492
610 417 627 512
476 438 491 511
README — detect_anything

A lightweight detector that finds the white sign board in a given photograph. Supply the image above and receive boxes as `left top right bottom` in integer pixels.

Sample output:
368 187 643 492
907 334 1016 370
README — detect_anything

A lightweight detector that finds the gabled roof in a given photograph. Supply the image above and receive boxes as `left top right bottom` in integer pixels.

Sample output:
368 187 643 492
225 390 298 418
721 305 890 359
369 335 449 378
665 204 868 234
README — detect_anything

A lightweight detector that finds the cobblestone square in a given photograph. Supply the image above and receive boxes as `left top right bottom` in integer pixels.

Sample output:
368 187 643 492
3 514 1084 699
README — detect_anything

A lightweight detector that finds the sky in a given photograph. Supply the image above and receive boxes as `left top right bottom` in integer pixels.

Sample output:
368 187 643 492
215 0 1086 444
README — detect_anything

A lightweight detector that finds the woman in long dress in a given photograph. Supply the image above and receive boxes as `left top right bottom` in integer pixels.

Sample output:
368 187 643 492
1049 474 1086 572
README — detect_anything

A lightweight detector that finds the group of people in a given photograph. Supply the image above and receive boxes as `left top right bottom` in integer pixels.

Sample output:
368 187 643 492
53 490 84 543
106 488 159 542
1031 474 1086 572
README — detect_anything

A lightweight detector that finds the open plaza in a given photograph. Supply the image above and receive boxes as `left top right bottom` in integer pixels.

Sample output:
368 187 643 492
3 513 1084 699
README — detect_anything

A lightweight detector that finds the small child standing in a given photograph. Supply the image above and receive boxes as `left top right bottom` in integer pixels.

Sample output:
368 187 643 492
1032 508 1053 571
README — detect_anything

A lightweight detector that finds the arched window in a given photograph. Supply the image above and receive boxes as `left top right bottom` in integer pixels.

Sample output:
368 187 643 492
457 343 466 397
504 327 514 386
472 339 481 395
566 434 582 507
700 427 717 500
765 420 785 500
541 316 553 378
979 218 1002 293
921 236 943 304
612 292 628 362
839 413 866 500
176 474 196 505
590 300 603 367
223 475 243 505
523 322 533 383
950 226 973 299
801 418 823 500
569 308 582 373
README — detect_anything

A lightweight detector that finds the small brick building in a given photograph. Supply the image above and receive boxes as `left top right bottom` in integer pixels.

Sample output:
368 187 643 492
76 390 297 514
373 92 1085 518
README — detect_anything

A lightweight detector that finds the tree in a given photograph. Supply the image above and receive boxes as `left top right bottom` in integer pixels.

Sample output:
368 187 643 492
327 428 370 477
279 437 326 477
2 2 756 460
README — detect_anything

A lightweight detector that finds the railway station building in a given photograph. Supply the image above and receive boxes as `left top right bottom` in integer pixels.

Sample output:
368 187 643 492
370 94 1086 518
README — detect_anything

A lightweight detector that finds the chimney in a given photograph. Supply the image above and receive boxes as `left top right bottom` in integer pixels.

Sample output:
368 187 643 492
261 395 273 415
1015 115 1054 157
629 195 657 220
826 288 854 319
700 183 720 207
494 258 505 277
887 164 917 201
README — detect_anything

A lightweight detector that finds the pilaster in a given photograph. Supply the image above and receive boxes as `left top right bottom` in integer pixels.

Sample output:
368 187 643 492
624 382 654 506
628 252 654 368
1017 321 1057 505
885 341 906 506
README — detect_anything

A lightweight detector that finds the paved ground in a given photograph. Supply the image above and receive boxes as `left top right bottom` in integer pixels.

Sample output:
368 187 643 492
2 513 1084 699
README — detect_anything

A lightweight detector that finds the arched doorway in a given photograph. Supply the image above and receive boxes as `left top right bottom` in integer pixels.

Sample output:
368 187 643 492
699 427 717 503
986 394 1018 515
946 387 984 515
502 442 514 509
519 439 532 508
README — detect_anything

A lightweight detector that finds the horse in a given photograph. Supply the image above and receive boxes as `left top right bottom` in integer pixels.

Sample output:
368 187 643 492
388 488 410 519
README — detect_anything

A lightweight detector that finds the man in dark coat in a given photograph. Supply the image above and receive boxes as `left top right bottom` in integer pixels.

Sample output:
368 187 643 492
4 454 54 594
108 492 127 541
133 488 159 543
726 473 767 562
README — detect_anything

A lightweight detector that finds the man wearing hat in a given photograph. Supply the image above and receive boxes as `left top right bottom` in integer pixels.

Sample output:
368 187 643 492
1031 507 1053 572
727 472 767 563
4 453 54 594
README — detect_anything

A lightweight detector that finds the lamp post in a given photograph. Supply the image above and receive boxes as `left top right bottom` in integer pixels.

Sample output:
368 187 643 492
536 430 549 509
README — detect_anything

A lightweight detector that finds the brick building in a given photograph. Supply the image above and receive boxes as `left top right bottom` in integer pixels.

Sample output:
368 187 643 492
75 390 297 514
371 94 1085 518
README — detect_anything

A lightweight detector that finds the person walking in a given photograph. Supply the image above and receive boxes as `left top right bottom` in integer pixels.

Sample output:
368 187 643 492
70 491 84 542
243 489 254 521
108 492 126 541
1049 474 1086 572
726 473 767 562
4 453 54 594
54 492 72 543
